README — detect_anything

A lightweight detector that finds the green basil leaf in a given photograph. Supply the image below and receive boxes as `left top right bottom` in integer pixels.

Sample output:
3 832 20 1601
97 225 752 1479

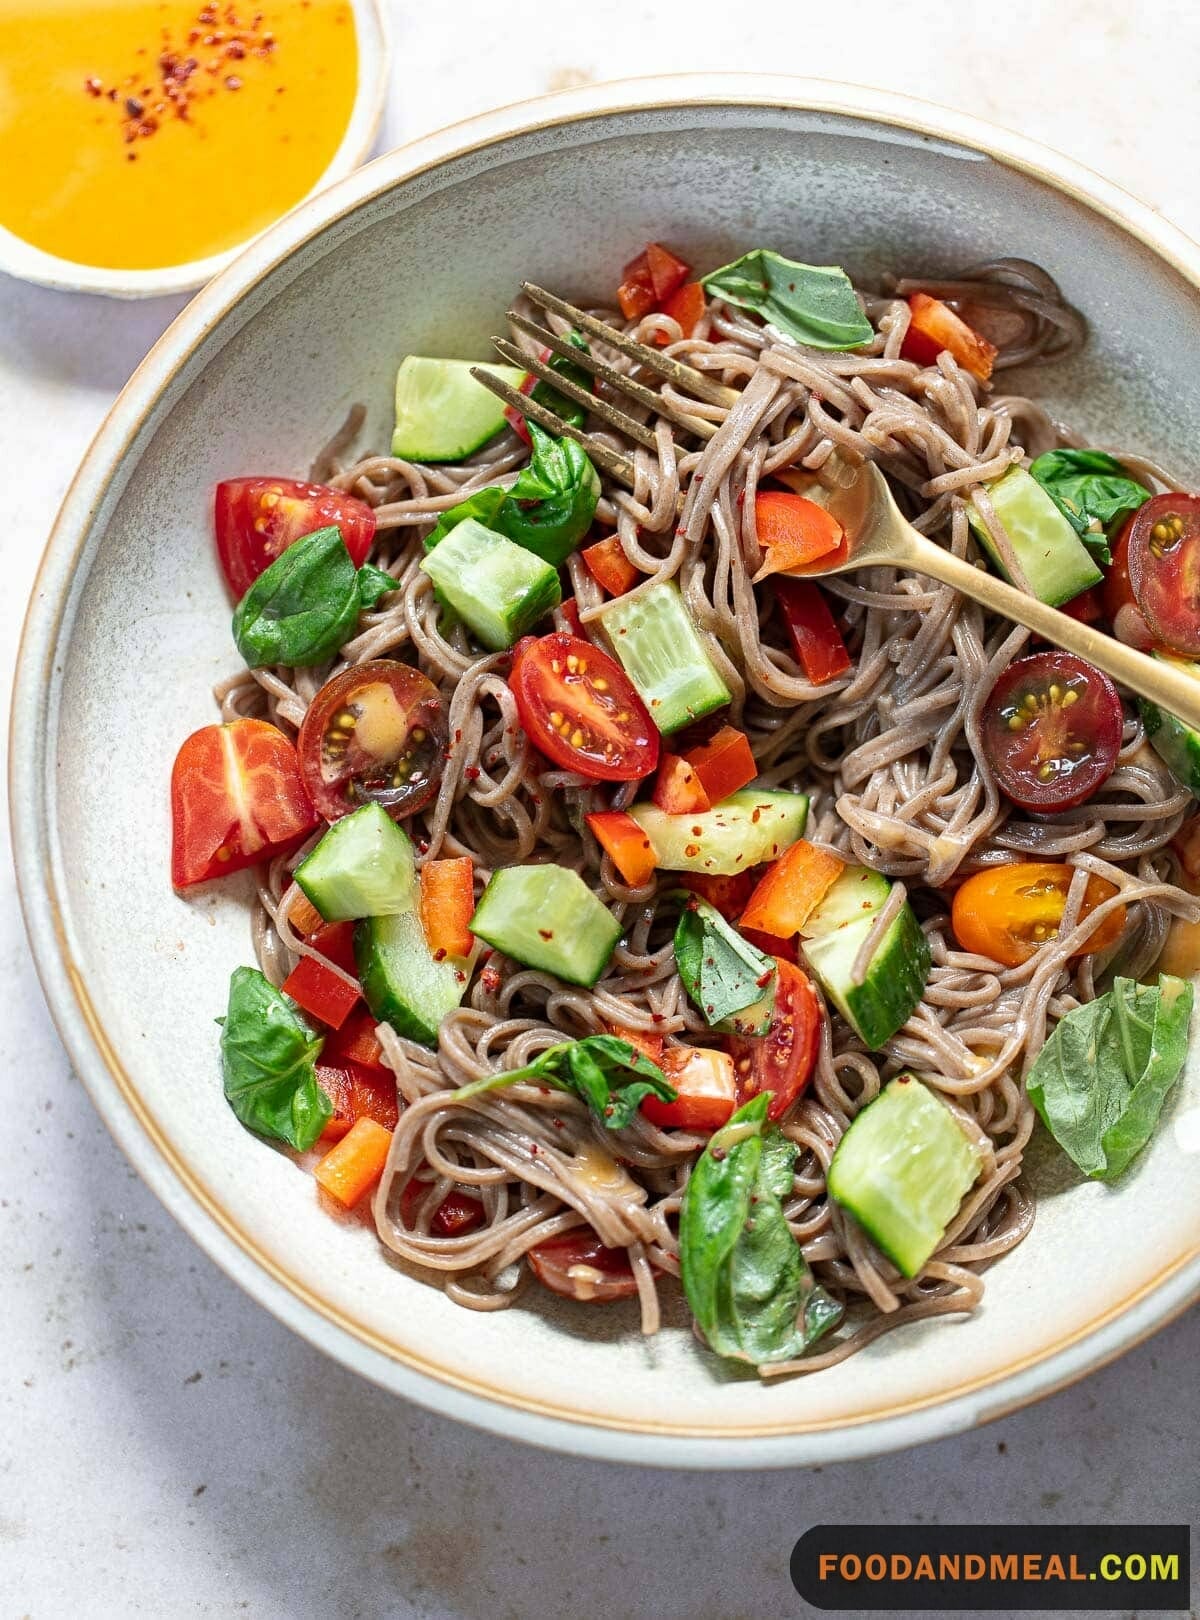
493 423 601 565
529 329 592 430
424 485 509 552
1028 449 1151 567
233 526 360 668
680 1094 842 1365
1027 973 1193 1179
673 897 776 1031
451 1033 675 1130
702 250 873 351
356 562 398 607
220 966 331 1151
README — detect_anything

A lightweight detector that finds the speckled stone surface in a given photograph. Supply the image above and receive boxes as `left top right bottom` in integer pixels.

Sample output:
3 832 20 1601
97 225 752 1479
2 4 1198 1615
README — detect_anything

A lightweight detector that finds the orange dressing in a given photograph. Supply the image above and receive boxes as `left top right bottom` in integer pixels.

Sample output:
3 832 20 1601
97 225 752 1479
0 0 359 270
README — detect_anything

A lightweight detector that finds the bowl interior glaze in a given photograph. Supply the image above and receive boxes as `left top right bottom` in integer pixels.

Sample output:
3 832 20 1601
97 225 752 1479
14 80 1200 1467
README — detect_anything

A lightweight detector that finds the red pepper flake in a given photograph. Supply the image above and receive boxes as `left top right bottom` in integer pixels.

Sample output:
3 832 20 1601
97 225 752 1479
84 76 104 97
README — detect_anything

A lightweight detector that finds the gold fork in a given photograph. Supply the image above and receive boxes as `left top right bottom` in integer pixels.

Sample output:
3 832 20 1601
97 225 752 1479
470 282 1200 734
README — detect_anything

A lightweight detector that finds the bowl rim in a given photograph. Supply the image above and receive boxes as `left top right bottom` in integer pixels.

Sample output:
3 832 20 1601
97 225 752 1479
0 0 391 300
11 73 1200 1469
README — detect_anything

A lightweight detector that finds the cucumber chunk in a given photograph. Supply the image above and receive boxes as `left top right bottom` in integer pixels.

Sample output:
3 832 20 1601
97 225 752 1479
827 1075 982 1276
1140 652 1200 797
356 910 470 1046
803 902 931 1050
802 864 890 937
630 789 809 876
421 517 561 650
294 803 416 922
392 357 526 462
968 466 1102 607
598 581 731 733
470 864 621 986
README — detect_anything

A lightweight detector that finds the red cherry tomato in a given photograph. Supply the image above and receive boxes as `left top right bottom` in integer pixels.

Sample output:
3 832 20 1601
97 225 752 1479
728 959 822 1122
215 477 376 598
1126 492 1200 655
297 660 448 823
170 718 318 887
981 651 1123 812
1102 517 1155 649
510 633 660 781
527 1229 640 1303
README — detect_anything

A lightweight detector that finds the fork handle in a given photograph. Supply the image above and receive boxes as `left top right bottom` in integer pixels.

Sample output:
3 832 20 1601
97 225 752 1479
900 531 1200 734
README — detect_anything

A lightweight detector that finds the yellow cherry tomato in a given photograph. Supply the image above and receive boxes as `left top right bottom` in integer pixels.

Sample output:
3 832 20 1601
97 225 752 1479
951 863 1125 968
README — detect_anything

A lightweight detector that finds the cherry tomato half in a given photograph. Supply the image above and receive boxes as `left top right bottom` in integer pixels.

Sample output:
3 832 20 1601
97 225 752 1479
527 1229 640 1303
1102 516 1154 649
981 651 1123 813
215 477 376 598
297 660 448 823
170 718 318 887
951 862 1125 968
510 633 660 781
1127 492 1200 656
728 959 822 1122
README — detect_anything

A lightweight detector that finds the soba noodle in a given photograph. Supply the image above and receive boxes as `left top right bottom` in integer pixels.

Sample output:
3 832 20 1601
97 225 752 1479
218 259 1200 1374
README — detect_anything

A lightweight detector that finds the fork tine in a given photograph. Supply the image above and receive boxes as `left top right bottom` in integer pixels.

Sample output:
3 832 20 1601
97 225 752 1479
490 334 664 456
467 366 638 490
506 310 717 442
522 282 740 410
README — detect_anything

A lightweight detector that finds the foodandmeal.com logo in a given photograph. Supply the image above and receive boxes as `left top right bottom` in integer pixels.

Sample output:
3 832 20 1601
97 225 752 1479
790 1524 1191 1610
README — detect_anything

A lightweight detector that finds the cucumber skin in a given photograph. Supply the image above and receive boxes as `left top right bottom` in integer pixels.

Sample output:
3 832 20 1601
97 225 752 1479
1139 697 1200 796
804 904 930 1050
828 1075 982 1277
355 912 467 1047
968 467 1101 607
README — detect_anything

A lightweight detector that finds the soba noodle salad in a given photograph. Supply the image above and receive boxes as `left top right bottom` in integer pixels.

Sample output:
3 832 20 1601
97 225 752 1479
172 244 1200 1374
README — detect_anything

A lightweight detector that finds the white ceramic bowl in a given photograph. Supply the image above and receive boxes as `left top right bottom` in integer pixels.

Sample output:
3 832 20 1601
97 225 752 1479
0 0 390 299
12 75 1200 1468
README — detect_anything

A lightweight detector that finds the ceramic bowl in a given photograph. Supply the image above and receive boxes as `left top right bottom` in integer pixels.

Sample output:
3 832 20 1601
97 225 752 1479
0 0 390 299
12 75 1200 1468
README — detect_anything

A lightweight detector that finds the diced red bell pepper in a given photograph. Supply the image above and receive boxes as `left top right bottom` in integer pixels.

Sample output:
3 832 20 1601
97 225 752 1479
676 868 759 919
617 242 691 321
900 293 997 382
753 492 844 581
323 1009 388 1078
1060 586 1104 625
586 810 657 888
604 1022 666 1066
684 726 756 805
653 280 706 346
502 367 537 446
740 839 846 940
739 926 799 965
652 754 711 814
281 922 361 1029
582 534 639 597
317 1059 399 1141
776 578 853 684
558 598 587 639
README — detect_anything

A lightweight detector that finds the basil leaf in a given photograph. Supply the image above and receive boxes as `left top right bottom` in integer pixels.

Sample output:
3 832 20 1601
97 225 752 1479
529 329 593 430
356 563 398 607
702 250 873 351
1027 973 1193 1180
674 897 776 1032
1028 449 1150 567
233 526 361 668
492 423 601 565
219 966 331 1151
424 485 508 552
451 1033 675 1130
680 1094 842 1365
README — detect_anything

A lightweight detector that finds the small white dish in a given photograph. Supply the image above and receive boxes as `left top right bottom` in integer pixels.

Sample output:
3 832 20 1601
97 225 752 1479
0 0 390 300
